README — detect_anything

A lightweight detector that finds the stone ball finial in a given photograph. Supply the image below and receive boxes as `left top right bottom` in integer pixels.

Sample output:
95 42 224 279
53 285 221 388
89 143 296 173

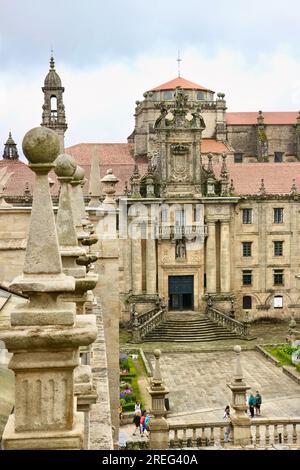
154 349 161 359
22 127 60 164
54 153 77 178
234 345 242 353
72 165 85 182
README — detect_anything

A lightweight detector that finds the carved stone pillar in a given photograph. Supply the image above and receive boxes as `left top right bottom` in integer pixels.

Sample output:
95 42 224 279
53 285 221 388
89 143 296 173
0 127 97 450
227 345 251 446
220 219 231 293
148 350 169 450
206 221 216 293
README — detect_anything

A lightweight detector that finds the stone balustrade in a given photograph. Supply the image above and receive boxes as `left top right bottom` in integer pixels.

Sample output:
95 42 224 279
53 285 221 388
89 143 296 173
250 418 300 447
206 306 250 338
169 421 227 448
156 224 207 240
132 308 166 342
167 418 300 449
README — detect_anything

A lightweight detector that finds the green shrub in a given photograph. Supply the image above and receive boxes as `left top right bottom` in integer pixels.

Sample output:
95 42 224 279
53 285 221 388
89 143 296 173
122 402 135 412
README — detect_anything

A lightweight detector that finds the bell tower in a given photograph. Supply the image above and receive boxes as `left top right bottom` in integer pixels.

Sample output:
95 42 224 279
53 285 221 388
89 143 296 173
41 55 67 153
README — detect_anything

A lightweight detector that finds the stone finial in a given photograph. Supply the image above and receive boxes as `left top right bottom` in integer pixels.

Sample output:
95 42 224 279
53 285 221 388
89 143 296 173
233 345 243 381
9 128 75 319
229 178 235 194
146 159 155 198
101 168 119 205
220 153 228 179
258 178 266 196
88 146 101 206
130 162 141 198
123 180 130 196
257 110 264 126
55 154 85 258
23 181 32 203
290 179 297 195
71 165 89 237
207 153 215 178
152 349 163 384
0 166 14 207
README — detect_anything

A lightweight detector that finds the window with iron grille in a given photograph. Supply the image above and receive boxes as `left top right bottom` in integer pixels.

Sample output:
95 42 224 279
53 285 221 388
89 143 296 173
242 242 252 257
243 208 252 224
274 241 283 256
274 269 284 285
274 152 283 162
274 208 283 224
243 296 252 309
234 153 243 163
242 270 252 286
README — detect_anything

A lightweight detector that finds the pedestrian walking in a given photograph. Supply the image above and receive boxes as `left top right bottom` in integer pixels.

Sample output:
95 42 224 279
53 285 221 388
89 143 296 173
255 391 262 416
248 393 256 418
132 409 141 436
223 405 232 442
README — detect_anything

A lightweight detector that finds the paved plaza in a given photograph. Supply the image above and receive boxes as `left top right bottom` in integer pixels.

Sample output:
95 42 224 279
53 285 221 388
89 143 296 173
146 350 300 424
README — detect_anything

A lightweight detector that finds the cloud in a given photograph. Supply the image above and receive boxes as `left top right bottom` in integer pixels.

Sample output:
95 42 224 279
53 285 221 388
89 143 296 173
0 47 300 160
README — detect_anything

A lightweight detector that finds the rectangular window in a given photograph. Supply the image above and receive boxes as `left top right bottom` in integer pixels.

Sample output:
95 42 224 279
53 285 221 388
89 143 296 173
243 296 252 309
243 208 252 224
242 242 252 257
274 152 284 162
274 208 283 224
274 269 284 286
274 296 283 308
242 270 252 286
234 153 243 163
274 241 283 256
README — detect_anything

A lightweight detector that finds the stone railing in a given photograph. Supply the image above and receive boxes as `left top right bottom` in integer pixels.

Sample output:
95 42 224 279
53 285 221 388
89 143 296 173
132 308 166 343
169 421 228 448
206 306 250 338
137 306 159 325
167 418 300 449
156 224 207 240
250 418 300 448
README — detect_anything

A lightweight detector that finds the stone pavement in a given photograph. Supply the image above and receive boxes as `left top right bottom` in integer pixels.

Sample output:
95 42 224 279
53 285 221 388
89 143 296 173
146 350 300 424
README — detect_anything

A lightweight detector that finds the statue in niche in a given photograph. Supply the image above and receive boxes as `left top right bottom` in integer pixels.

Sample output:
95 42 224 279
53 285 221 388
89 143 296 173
175 239 186 259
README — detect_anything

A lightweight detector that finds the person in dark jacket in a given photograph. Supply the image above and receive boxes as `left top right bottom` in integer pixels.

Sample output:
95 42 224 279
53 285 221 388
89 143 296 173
132 409 141 436
255 391 262 416
248 393 256 418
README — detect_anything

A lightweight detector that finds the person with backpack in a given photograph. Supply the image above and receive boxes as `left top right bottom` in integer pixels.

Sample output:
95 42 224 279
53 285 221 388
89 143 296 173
248 393 256 418
255 391 262 416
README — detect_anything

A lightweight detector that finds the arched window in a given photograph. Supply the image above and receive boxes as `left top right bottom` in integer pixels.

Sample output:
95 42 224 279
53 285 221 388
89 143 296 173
163 90 173 100
274 295 283 308
243 296 252 309
50 96 57 122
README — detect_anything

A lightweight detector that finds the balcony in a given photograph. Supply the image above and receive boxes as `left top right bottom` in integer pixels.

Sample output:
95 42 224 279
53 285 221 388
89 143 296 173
155 224 207 240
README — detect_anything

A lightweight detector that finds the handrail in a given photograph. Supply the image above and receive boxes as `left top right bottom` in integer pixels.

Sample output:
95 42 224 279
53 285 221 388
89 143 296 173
206 306 250 337
137 307 159 326
132 307 166 342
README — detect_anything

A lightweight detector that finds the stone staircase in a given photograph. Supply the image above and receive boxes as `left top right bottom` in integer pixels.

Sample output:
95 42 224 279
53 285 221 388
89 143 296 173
143 312 239 342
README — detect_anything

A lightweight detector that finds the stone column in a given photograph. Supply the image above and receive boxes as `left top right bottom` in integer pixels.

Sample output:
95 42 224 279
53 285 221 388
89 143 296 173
206 221 216 293
0 127 97 450
148 350 169 450
220 219 231 293
146 223 157 294
227 345 251 446
131 225 143 295
71 166 89 240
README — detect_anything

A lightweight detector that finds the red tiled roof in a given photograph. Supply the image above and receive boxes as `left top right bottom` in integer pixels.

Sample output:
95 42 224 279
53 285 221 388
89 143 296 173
2 148 300 197
149 76 213 92
214 162 300 195
227 112 298 125
201 139 231 154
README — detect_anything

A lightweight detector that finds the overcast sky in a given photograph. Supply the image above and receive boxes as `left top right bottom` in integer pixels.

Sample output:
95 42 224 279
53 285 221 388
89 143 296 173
0 0 300 156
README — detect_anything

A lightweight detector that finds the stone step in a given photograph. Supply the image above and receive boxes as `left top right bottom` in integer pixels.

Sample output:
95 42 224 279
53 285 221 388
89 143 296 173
143 314 239 342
